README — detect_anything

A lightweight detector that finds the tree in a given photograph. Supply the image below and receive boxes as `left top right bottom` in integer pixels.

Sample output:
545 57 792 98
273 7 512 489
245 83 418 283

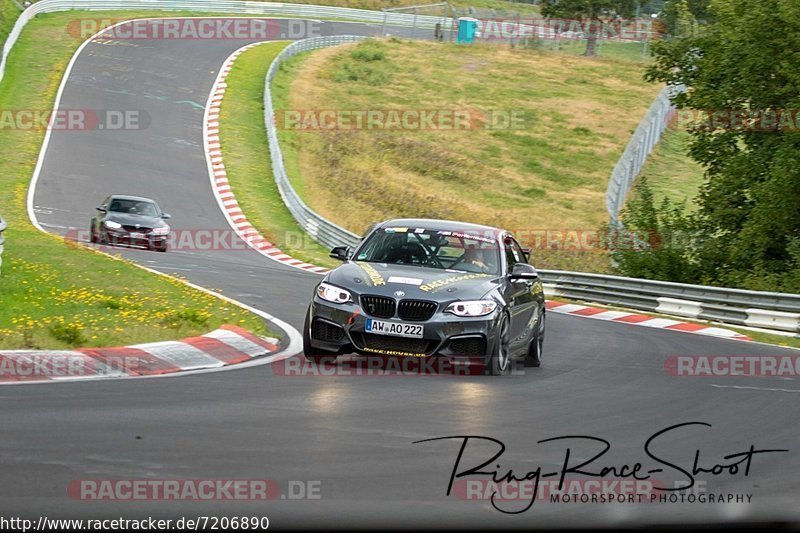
612 178 702 283
644 0 800 292
540 0 637 56
660 0 697 37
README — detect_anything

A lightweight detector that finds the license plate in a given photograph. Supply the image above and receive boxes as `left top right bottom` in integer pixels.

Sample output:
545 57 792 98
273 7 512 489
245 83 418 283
130 232 145 240
365 319 423 338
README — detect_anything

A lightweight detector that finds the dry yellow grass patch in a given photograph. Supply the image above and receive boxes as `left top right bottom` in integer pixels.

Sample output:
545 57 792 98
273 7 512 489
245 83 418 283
275 39 660 270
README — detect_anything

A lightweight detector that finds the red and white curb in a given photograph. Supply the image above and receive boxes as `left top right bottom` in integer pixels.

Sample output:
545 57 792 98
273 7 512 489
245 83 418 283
201 45 761 347
0 325 280 384
546 301 752 342
204 43 330 276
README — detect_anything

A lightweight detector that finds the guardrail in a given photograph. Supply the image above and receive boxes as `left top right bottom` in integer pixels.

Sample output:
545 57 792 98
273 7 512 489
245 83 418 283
3 2 797 335
539 270 800 334
0 0 451 84
262 38 799 336
605 84 684 226
263 35 368 250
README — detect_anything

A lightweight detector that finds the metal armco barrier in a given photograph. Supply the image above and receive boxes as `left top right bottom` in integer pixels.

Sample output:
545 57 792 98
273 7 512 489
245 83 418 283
3 2 797 335
263 35 366 251
539 270 800 334
0 0 452 84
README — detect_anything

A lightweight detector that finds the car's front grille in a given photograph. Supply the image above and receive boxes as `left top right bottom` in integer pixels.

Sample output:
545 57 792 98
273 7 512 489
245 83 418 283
361 296 396 318
398 300 437 321
447 336 486 356
359 333 432 355
121 225 152 233
311 320 344 342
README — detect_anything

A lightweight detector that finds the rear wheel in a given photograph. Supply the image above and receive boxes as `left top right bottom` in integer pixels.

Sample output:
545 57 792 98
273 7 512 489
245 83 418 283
486 313 511 376
303 307 339 364
525 312 545 367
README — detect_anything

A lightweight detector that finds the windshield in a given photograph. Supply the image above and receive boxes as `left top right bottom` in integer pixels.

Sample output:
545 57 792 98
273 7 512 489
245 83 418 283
354 227 500 275
108 199 159 217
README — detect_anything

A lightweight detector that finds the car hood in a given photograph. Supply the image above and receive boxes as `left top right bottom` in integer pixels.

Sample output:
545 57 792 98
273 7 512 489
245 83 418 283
326 261 502 301
105 212 166 228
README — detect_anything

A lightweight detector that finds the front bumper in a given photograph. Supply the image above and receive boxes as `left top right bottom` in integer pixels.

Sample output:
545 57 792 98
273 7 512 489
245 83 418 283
307 296 501 363
105 228 168 248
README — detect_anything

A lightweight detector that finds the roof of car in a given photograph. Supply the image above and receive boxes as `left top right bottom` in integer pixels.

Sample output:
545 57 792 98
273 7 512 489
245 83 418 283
108 194 158 203
378 218 504 236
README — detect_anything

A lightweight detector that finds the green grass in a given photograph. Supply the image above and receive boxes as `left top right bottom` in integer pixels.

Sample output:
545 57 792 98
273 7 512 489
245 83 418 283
0 0 20 48
217 41 340 268
629 128 705 211
269 38 661 271
0 10 274 349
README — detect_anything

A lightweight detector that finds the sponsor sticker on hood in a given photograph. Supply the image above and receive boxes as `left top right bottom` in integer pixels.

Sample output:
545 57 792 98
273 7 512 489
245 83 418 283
387 276 423 286
356 261 386 287
419 273 491 292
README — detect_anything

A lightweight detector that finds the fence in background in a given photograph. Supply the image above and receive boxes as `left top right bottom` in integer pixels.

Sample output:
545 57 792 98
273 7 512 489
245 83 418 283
3 2 795 335
605 84 684 226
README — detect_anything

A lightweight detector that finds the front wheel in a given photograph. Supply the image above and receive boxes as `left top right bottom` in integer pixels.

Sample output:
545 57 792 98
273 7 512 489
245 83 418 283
525 311 545 368
486 313 511 376
302 307 339 364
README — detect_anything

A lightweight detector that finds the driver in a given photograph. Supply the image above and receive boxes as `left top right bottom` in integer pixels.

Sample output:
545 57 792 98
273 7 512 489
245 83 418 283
462 246 492 273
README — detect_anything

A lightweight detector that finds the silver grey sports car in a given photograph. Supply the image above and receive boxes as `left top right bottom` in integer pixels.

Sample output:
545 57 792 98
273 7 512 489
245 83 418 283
303 218 546 375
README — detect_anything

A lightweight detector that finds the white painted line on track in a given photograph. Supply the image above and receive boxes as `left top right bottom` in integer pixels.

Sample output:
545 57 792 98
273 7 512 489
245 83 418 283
22 20 304 385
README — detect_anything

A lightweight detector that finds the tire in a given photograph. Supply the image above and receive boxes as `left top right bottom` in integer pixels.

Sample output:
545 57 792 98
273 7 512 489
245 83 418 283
89 222 98 244
302 307 338 364
525 311 545 368
151 242 168 253
486 312 511 376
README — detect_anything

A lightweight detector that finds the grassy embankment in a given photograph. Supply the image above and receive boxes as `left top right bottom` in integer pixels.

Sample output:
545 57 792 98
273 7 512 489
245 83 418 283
0 10 274 349
271 38 661 271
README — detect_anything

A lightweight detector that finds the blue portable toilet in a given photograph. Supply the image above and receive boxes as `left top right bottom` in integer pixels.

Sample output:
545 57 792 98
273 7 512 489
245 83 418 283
457 17 479 44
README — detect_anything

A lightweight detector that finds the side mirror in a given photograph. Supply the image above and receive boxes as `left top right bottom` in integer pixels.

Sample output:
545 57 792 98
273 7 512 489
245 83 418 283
96 206 107 213
161 213 171 219
509 263 538 280
329 246 352 261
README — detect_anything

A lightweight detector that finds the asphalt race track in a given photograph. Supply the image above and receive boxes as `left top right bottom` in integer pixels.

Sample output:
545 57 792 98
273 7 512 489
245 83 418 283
13 17 800 529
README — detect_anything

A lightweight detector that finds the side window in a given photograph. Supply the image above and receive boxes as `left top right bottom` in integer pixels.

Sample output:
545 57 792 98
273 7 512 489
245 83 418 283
504 238 518 273
511 239 527 264
504 237 526 273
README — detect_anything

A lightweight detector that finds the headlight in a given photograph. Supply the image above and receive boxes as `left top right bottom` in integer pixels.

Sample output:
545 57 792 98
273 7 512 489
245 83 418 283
104 220 122 229
317 282 352 304
445 300 497 317
152 227 169 235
